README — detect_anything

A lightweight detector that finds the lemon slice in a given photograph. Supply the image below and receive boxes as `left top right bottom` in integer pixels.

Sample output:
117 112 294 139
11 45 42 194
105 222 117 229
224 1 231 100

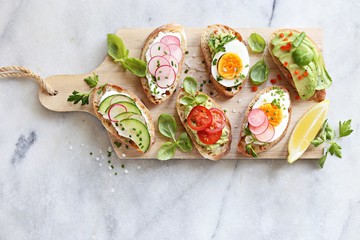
288 100 329 163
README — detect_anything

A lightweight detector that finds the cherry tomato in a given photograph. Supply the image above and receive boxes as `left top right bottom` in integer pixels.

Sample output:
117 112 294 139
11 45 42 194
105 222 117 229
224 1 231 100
197 129 222 145
187 106 212 131
205 108 226 134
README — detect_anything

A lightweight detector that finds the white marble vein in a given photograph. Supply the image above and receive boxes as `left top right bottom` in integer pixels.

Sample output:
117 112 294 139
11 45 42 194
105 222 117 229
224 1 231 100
1 0 360 239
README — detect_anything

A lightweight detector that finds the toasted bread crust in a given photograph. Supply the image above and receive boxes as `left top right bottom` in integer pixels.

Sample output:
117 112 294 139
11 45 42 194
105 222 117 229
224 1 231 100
176 88 231 160
201 24 245 98
268 29 326 102
92 84 155 153
140 24 187 104
237 86 292 157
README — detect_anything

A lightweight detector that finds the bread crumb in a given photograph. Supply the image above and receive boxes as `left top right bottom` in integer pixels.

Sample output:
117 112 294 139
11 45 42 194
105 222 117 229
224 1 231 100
96 157 100 161
137 166 141 169
107 146 112 152
232 109 236 113
124 169 128 174
122 153 126 158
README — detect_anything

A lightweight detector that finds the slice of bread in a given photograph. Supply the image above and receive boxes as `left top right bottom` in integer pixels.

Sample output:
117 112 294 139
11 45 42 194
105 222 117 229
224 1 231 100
201 24 246 98
176 88 231 160
268 29 326 102
140 24 187 104
237 86 292 157
92 84 155 153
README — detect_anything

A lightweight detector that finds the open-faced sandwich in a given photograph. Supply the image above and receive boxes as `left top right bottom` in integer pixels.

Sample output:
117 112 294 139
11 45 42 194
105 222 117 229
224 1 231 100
93 84 155 153
140 24 187 104
269 30 332 102
176 77 231 160
201 24 250 98
238 86 291 157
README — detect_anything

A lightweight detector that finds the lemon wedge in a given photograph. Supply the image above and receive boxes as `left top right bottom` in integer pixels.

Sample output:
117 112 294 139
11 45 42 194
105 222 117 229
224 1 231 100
288 100 329 163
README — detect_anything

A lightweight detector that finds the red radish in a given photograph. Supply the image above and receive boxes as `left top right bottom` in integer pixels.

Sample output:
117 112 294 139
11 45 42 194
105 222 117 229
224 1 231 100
163 55 179 74
255 124 275 142
249 117 269 135
248 109 266 127
150 42 170 57
108 104 127 122
155 65 176 89
160 35 180 46
168 44 183 62
148 56 170 75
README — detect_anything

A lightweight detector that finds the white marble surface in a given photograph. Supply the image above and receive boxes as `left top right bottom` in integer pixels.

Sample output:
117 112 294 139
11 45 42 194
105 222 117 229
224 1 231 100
0 0 360 239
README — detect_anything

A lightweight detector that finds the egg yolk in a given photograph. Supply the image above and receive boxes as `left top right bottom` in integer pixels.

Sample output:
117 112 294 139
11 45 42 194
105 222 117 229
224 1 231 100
259 103 283 127
217 52 243 80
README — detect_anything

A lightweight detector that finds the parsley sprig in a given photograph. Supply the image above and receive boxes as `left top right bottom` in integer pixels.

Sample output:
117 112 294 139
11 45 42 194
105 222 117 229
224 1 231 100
311 119 353 168
208 33 236 57
67 73 107 105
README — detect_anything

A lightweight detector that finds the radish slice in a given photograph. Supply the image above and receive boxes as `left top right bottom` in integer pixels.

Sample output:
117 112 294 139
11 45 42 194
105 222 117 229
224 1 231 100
168 44 183 62
255 124 275 142
249 117 269 135
163 55 179 74
160 35 180 46
150 42 170 57
148 56 170 75
155 65 176 89
108 104 127 122
248 109 266 127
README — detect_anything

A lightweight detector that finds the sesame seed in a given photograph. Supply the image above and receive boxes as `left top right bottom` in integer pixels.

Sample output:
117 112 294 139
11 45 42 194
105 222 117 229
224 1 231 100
232 109 236 113
122 153 126 158
124 169 129 174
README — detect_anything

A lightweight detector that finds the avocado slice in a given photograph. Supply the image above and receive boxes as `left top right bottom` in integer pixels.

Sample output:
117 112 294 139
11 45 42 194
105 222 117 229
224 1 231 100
117 119 151 152
98 94 135 114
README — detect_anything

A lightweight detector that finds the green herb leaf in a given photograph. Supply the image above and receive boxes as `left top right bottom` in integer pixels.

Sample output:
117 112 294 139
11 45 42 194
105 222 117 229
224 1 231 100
107 34 128 60
328 142 342 158
84 73 99 88
195 93 208 104
248 33 266 53
292 31 306 48
292 46 314 66
67 91 90 106
244 126 252 136
325 122 335 141
183 77 197 96
339 119 353 138
121 57 147 77
250 59 269 86
180 96 195 106
157 142 177 160
176 132 193 152
318 152 328 168
311 137 324 147
245 144 258 158
208 33 236 57
158 114 177 140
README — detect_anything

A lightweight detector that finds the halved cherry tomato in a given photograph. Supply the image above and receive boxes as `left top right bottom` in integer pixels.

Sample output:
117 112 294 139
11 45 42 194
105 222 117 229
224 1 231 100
205 108 226 134
187 106 212 131
197 129 222 145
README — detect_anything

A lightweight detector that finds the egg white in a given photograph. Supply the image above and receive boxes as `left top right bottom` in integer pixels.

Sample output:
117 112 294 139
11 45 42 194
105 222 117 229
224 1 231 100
211 40 250 87
252 89 291 142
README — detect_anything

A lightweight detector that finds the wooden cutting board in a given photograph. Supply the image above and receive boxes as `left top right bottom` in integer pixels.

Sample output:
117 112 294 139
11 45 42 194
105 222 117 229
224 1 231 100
39 27 324 160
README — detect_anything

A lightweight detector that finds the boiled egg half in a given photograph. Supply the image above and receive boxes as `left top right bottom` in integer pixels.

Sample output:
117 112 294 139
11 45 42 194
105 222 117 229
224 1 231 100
211 40 250 87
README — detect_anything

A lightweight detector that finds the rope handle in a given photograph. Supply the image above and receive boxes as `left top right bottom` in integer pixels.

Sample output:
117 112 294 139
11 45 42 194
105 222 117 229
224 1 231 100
0 66 58 96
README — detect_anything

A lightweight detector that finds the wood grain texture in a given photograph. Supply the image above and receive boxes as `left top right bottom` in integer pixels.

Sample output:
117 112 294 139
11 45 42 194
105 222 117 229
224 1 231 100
38 27 324 160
